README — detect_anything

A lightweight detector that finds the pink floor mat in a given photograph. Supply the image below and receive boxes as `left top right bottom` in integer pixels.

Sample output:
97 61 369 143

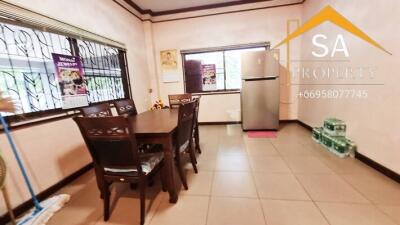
247 131 277 138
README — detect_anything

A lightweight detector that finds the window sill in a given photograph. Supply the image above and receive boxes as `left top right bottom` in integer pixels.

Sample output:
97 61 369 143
192 90 241 96
0 100 123 132
0 111 79 133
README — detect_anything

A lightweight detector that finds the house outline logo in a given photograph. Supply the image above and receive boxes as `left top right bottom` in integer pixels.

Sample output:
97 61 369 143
273 5 391 55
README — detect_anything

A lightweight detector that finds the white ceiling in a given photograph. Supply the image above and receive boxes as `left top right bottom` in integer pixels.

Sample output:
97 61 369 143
131 0 280 12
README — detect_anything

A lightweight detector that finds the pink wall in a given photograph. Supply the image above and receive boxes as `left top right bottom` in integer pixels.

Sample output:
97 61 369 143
298 0 400 173
147 4 303 121
0 0 151 214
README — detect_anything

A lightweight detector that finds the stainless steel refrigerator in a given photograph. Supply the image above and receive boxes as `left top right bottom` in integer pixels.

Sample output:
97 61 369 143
241 49 280 131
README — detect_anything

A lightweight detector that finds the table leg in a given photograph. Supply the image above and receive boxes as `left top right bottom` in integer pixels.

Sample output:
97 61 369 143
162 136 178 203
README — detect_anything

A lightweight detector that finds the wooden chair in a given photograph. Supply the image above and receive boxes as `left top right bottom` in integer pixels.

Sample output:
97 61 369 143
174 101 198 190
192 96 201 154
168 93 192 108
114 99 138 116
73 116 165 225
80 103 113 196
81 103 112 117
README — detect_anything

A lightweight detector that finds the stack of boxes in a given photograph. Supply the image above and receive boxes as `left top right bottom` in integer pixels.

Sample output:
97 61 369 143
312 118 356 158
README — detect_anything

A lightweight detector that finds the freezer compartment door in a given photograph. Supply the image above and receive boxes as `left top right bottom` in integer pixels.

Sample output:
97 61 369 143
241 77 279 130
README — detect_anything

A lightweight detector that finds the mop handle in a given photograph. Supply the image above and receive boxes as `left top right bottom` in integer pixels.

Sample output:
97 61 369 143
0 114 42 211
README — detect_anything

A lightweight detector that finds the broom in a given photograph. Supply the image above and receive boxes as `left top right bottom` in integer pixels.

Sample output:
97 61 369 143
0 92 70 225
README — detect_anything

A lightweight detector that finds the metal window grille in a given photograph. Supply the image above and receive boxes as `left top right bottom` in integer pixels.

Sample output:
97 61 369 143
0 21 130 120
182 44 268 93
77 40 125 103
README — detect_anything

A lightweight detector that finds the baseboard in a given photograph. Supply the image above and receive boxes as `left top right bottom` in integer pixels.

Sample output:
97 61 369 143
355 152 400 183
280 119 297 123
199 121 241 125
199 120 298 126
295 120 313 131
0 163 93 224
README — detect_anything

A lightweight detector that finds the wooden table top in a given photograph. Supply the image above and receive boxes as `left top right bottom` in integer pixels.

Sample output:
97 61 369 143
131 109 178 135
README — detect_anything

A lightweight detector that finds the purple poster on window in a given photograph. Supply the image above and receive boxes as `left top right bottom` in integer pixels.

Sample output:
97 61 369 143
201 64 216 91
52 53 88 109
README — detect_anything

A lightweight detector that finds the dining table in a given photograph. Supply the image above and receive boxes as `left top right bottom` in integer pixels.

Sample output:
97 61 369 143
130 108 179 203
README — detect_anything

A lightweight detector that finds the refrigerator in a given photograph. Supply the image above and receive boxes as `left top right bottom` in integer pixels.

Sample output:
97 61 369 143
241 49 280 131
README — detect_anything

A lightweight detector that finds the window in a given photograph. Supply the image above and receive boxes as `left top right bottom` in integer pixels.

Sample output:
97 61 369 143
0 21 130 121
182 45 267 93
77 40 126 103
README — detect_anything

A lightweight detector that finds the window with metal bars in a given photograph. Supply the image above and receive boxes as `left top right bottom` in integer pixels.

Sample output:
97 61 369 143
0 21 130 122
182 44 267 93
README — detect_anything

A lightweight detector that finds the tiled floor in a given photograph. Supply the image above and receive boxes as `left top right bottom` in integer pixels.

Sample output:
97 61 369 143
39 124 400 225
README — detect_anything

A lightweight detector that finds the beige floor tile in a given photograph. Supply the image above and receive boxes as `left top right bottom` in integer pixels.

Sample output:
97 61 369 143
341 173 400 205
244 139 280 156
148 196 209 225
219 136 244 145
273 143 317 156
43 124 400 225
269 134 305 145
53 170 98 196
249 156 291 173
95 189 166 225
283 156 334 174
261 200 329 225
319 156 379 175
47 172 103 225
207 197 266 225
225 124 245 137
212 171 258 198
199 125 222 137
218 139 246 156
317 202 397 225
181 170 213 196
199 147 219 159
296 174 369 203
199 142 220 154
215 155 250 171
306 142 336 158
192 157 216 171
253 173 310 200
376 205 400 225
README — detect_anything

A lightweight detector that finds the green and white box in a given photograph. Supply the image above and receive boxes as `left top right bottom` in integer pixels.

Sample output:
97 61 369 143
312 127 323 143
331 137 348 153
321 132 334 148
323 118 346 136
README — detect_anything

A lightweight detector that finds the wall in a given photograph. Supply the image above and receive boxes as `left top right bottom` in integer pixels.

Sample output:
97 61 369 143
147 4 303 122
4 0 399 217
0 0 151 214
298 0 400 173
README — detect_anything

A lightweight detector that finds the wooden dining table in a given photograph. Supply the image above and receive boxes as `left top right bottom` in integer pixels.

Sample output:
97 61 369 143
130 108 179 203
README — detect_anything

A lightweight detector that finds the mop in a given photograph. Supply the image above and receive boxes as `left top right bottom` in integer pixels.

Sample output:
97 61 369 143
0 92 70 225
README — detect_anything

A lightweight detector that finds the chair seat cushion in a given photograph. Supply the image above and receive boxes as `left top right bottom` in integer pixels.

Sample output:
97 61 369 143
141 152 164 173
179 140 189 153
104 152 164 176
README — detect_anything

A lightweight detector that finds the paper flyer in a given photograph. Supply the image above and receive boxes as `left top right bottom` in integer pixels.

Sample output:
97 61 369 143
52 53 89 109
